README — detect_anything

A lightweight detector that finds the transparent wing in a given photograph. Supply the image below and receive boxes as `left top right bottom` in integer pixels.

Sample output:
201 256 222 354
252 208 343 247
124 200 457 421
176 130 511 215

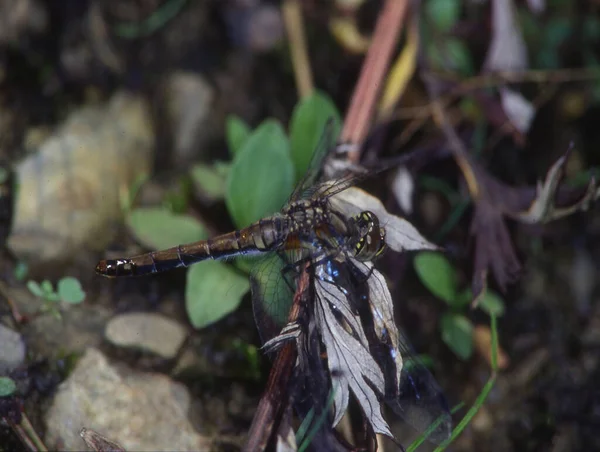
394 347 452 443
249 249 309 345
289 117 340 202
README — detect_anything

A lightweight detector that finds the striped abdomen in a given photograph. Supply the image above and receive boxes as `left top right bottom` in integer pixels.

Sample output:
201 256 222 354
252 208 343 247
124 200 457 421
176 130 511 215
96 216 286 277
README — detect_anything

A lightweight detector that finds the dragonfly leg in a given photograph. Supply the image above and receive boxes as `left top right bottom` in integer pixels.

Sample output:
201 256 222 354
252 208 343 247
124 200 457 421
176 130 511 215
279 249 339 292
351 259 377 284
279 254 317 292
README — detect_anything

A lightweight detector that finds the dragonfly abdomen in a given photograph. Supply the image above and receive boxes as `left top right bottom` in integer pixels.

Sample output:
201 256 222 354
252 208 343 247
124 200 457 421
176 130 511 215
95 217 285 277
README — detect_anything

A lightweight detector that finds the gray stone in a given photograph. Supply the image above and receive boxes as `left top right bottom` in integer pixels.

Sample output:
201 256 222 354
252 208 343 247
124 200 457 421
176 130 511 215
105 312 187 359
8 91 154 264
44 348 211 451
164 71 215 168
0 324 25 374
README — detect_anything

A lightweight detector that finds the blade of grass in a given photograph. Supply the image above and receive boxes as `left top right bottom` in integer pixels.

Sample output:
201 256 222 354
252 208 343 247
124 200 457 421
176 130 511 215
295 408 315 446
297 389 337 452
432 313 499 452
490 313 498 372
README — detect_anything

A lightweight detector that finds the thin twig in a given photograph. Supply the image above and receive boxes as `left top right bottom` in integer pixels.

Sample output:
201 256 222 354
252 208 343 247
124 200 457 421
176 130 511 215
283 0 314 99
8 412 48 452
341 0 409 158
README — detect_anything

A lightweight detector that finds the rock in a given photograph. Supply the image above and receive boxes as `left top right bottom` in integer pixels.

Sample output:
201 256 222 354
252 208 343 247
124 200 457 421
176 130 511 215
0 0 47 45
105 312 187 359
44 348 211 451
164 71 215 168
0 324 25 374
8 91 154 264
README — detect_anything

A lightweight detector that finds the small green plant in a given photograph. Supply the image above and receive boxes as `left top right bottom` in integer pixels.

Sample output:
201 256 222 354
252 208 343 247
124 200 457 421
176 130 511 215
122 91 341 330
27 276 86 317
413 251 505 360
0 376 16 397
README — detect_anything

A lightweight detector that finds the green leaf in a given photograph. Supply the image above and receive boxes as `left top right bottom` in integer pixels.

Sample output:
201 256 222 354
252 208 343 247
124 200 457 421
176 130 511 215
478 290 506 317
190 163 227 201
289 92 341 181
440 313 473 360
57 277 86 304
120 172 150 214
41 280 54 295
413 252 458 304
127 207 208 250
455 288 473 308
27 280 44 298
226 119 294 228
185 261 250 329
456 287 506 317
0 377 16 397
13 261 28 282
226 115 251 156
425 0 461 33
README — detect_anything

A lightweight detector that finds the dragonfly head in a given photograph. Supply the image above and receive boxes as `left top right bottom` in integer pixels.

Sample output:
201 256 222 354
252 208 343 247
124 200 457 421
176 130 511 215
352 211 386 261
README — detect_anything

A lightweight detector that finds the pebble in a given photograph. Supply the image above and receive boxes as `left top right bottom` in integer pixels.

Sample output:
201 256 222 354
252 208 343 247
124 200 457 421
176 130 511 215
105 312 187 359
0 324 25 374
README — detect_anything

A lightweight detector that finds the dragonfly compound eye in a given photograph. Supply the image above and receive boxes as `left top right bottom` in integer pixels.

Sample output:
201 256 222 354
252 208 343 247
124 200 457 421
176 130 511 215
353 211 386 261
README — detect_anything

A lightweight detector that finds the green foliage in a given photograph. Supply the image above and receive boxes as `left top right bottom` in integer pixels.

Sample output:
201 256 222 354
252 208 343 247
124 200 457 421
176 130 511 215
27 277 86 317
57 277 86 304
413 251 505 360
425 0 462 33
231 338 262 381
226 119 295 228
0 377 16 397
190 163 228 201
119 172 150 214
440 313 473 360
476 289 506 317
431 315 499 452
126 207 208 250
226 116 252 156
289 92 341 180
408 315 502 451
162 178 193 214
185 261 250 329
13 261 28 282
414 252 458 304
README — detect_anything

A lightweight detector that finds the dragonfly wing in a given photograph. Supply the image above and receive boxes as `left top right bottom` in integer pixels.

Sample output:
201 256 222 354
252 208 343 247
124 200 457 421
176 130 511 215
393 349 452 444
289 118 340 202
249 249 310 345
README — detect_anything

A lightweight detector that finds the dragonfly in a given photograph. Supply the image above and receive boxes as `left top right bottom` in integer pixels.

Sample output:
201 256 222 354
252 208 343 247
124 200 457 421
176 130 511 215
96 121 452 445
